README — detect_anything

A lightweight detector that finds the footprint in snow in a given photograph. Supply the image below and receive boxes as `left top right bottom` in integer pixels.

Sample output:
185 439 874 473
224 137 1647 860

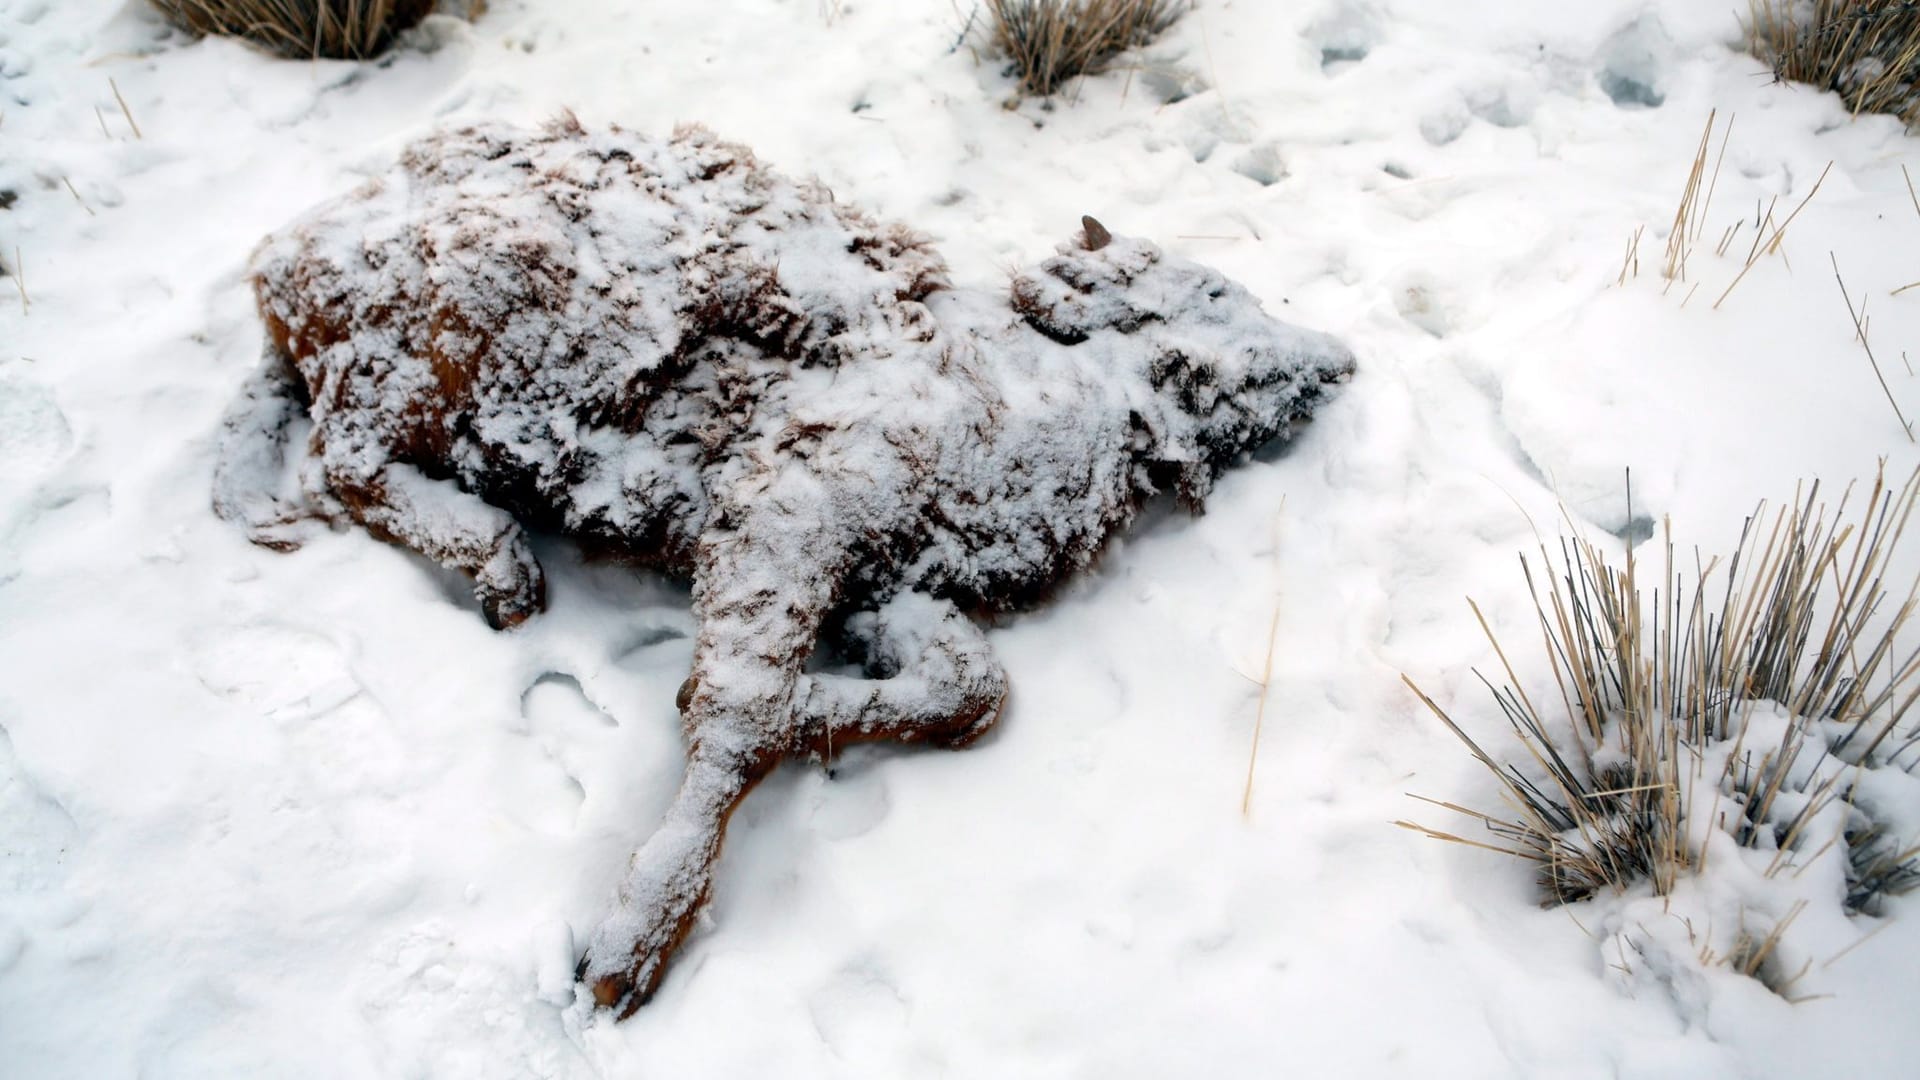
190 621 360 721
1229 143 1286 187
1306 2 1379 75
1596 15 1672 110
0 375 74 480
1419 105 1470 147
1392 274 1460 339
494 673 620 836
191 622 425 799
799 757 891 841
1465 81 1537 129
1138 66 1207 106
0 719 79 897
807 963 912 1063
358 921 591 1080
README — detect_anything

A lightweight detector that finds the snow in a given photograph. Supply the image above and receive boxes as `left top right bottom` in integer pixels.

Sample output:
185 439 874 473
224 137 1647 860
5 0 1920 1076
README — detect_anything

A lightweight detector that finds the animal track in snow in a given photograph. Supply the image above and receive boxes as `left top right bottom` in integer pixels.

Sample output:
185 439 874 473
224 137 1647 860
612 618 691 659
1167 98 1281 188
1307 4 1378 74
497 674 617 836
1392 275 1460 339
190 621 360 721
807 962 912 1063
1597 16 1671 110
1230 144 1286 187
0 376 73 478
1419 106 1469 147
1464 81 1536 129
191 622 419 800
1135 56 1207 106
798 757 892 841
0 720 77 897
358 922 589 1080
287 694 416 801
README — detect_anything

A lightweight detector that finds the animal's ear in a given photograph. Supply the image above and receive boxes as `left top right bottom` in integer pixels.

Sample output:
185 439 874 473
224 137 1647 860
1081 215 1112 251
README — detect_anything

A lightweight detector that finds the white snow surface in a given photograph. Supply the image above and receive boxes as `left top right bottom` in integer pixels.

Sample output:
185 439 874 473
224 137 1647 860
6 1 1920 1076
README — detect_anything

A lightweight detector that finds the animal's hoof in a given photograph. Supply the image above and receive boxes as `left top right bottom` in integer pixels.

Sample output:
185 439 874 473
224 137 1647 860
575 830 721 1018
576 944 670 1019
931 690 1008 749
477 537 546 629
480 587 542 630
590 971 632 1010
242 510 324 553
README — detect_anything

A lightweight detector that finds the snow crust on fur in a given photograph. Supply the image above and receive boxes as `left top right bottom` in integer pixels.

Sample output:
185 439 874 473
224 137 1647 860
250 115 947 565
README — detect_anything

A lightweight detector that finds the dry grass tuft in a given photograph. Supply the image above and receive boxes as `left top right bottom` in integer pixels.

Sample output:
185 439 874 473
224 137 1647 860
1662 111 1726 284
150 0 438 60
985 0 1187 98
1747 1 1920 128
1401 467 1920 935
1710 161 1828 308
1715 901 1811 996
1612 113 1839 308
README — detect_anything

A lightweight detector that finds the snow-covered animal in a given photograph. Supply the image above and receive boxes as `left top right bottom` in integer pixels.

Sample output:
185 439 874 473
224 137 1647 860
213 116 1355 1015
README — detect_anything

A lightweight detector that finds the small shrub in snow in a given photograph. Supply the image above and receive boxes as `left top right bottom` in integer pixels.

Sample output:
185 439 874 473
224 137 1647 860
985 0 1187 98
149 0 438 60
1746 1 1920 129
1403 469 1920 992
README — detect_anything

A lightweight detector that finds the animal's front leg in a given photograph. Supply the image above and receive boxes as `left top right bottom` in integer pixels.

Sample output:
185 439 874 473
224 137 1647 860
795 592 1009 753
212 341 321 552
321 460 545 629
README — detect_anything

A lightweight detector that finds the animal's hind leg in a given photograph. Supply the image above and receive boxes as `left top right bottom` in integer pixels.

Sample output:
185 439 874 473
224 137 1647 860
795 593 1009 754
577 487 848 1015
321 459 546 629
574 591 1004 1015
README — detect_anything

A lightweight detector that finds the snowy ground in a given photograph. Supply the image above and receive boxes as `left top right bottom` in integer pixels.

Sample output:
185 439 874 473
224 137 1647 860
5 0 1920 1076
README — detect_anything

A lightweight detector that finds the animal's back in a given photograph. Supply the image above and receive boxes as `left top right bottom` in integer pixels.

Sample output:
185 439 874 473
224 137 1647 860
249 116 950 543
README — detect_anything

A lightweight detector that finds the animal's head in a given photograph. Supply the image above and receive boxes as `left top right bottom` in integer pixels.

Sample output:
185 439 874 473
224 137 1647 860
1010 217 1356 505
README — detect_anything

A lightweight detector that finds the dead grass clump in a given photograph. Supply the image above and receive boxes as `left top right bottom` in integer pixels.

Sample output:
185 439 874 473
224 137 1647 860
1847 818 1920 912
150 0 438 60
1401 467 1920 931
985 0 1186 98
1747 1 1920 129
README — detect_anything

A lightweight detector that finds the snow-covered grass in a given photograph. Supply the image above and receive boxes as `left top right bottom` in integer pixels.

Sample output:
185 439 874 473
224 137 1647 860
6 1 1920 1077
1746 0 1920 131
983 0 1185 98
149 0 438 59
1403 467 1920 998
